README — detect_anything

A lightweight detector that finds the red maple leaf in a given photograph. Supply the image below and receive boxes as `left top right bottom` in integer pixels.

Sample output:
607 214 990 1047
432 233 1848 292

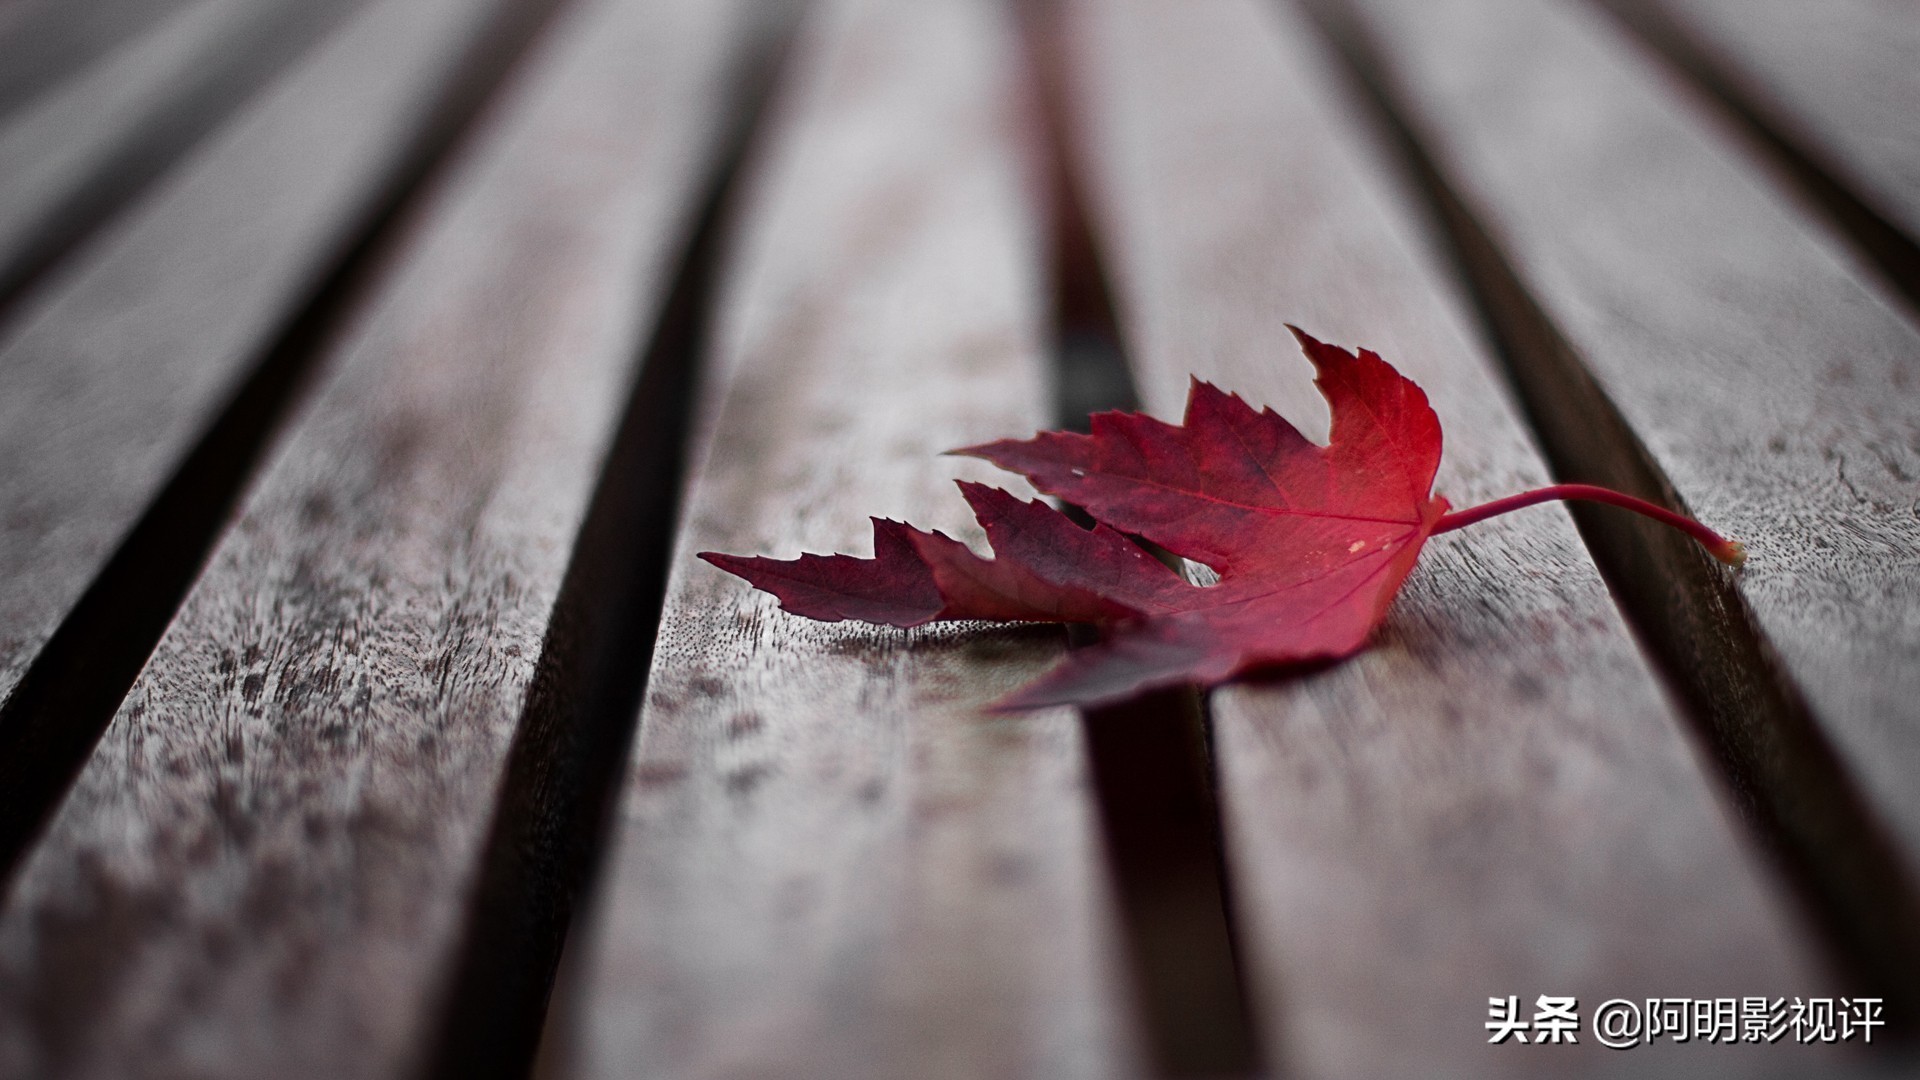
701 329 1742 709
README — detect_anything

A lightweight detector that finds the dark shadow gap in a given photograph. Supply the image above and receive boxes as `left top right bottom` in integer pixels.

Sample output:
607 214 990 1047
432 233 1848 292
1020 4 1266 1075
1074 680 1267 1080
421 18 800 1080
1583 0 1920 321
0 0 578 889
1293 0 1920 1021
0 0 374 325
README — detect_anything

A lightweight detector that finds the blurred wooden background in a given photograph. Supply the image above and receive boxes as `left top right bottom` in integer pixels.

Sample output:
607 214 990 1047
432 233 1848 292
0 0 1915 1077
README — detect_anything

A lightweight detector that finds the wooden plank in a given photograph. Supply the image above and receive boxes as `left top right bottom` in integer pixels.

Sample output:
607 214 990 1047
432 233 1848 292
0 0 514 725
0 0 371 310
1601 0 1920 252
0 1 762 1077
0 0 200 121
0 0 242 248
1061 0 1840 1075
1341 0 1920 992
540 2 1148 1077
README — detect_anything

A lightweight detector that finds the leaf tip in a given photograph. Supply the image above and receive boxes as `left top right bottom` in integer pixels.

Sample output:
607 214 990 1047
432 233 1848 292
948 438 1020 462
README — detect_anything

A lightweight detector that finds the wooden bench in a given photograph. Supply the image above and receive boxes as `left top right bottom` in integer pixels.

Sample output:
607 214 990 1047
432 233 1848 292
0 0 1914 1077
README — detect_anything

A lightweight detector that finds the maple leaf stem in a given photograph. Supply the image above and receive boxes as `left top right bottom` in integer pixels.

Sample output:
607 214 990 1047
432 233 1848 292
1432 483 1746 566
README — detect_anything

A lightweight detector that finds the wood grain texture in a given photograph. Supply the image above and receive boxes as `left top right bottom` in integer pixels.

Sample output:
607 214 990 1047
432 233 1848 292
0 0 758 1076
541 2 1147 1077
1062 1 1837 1076
1348 0 1920 894
0 0 508 712
1604 0 1920 250
0 0 370 309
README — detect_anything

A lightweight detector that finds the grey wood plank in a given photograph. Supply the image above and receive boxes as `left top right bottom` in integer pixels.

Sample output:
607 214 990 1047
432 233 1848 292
0 0 514 724
1344 0 1920 994
0 1 762 1076
540 2 1148 1077
0 0 371 311
0 0 200 121
0 0 239 237
1602 0 1920 256
1062 0 1842 1076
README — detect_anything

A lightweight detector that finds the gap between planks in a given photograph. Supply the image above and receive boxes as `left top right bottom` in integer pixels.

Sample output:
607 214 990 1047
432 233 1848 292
0 0 373 321
1061 0 1877 1075
538 2 1151 1076
425 13 798 1076
0 0 576 886
1584 0 1920 323
0 0 768 1075
0 0 198 122
1298 0 1920 1012
1024 2 1266 1072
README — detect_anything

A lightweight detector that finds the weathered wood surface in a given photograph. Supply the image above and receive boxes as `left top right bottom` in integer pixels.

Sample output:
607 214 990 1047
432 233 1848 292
0 0 511 712
0 0 369 308
1061 0 1838 1076
542 2 1147 1077
1345 0 1920 897
0 0 1908 1074
1601 0 1920 251
0 0 760 1076
0 0 249 260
